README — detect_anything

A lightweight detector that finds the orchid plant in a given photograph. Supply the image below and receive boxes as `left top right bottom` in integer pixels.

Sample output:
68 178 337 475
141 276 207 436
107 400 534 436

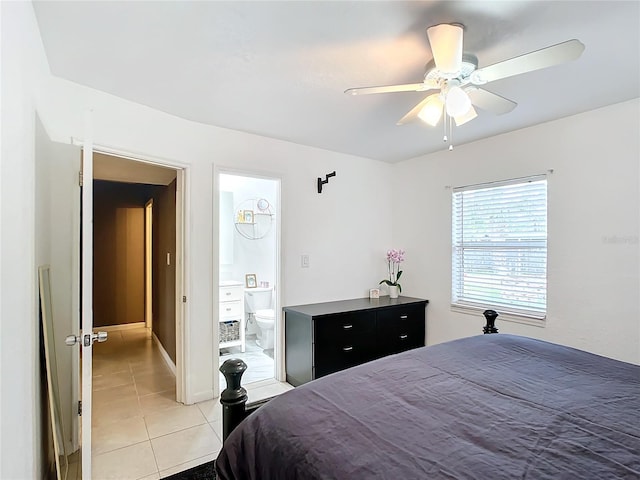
380 248 405 292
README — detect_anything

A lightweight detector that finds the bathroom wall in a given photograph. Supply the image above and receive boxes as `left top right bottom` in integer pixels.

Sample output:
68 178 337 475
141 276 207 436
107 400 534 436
219 174 278 290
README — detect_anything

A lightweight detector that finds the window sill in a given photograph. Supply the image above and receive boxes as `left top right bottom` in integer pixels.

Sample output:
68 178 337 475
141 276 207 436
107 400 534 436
450 304 546 328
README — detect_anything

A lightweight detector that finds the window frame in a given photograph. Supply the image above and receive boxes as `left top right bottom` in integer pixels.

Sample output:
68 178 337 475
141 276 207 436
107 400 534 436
451 175 548 323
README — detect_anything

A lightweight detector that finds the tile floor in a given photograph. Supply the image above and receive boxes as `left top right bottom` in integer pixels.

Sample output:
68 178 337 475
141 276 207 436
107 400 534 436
219 334 275 390
85 325 292 479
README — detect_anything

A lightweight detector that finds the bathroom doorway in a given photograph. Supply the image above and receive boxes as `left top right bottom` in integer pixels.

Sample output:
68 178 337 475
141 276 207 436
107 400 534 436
217 172 281 391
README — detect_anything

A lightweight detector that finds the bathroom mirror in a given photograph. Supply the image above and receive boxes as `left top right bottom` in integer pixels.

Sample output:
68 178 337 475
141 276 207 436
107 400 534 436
38 265 68 480
220 191 235 264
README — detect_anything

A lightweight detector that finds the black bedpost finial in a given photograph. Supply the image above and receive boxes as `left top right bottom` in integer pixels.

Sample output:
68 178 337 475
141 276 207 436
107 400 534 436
220 358 248 441
483 309 499 334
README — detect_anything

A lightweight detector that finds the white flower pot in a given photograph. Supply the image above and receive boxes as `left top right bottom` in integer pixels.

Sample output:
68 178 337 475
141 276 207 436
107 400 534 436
389 285 399 299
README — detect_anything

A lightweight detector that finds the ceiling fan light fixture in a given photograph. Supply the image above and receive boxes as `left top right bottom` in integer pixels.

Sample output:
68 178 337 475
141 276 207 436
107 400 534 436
445 85 471 117
426 23 464 75
418 94 444 126
454 105 478 126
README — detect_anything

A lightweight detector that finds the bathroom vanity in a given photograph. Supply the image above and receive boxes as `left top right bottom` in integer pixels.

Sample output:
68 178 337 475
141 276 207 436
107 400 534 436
219 281 246 352
284 296 428 386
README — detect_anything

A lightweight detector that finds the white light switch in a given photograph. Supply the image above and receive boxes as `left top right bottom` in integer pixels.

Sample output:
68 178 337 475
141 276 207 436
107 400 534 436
301 254 310 268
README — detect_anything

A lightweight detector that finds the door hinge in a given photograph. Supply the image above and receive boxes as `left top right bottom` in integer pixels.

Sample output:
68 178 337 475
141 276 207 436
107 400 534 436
78 171 83 187
78 400 82 416
182 296 187 303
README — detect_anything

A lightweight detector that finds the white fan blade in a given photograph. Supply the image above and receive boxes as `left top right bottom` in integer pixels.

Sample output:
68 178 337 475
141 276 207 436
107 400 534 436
397 95 439 125
345 83 430 96
472 39 585 85
427 24 464 74
466 87 517 115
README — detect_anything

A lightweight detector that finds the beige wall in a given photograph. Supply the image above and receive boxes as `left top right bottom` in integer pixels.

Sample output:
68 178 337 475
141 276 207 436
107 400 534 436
152 180 177 362
94 181 156 327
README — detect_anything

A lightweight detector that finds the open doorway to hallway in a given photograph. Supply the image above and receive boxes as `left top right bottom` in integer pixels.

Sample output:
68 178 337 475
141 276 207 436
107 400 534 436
89 153 196 476
218 172 281 390
92 154 178 374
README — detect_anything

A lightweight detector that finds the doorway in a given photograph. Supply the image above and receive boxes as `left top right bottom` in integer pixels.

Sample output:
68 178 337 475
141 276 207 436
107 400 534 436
217 172 282 391
88 152 188 475
90 152 180 372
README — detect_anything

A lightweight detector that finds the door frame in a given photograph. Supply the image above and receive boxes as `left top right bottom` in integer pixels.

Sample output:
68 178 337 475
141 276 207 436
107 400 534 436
94 145 189 403
71 140 190 405
213 166 284 396
145 199 154 330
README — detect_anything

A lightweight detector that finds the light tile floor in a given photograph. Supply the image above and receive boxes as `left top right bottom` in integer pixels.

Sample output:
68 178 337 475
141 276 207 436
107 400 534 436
219 334 275 390
89 326 292 479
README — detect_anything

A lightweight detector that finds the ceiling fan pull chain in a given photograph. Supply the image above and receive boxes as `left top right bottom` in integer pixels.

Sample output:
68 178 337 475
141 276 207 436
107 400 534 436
449 115 454 151
443 111 448 143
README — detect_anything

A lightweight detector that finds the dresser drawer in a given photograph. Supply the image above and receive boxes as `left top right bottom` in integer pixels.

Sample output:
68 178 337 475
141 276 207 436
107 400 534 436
314 311 376 344
314 336 376 379
220 285 243 302
314 311 376 378
219 300 243 319
377 305 425 355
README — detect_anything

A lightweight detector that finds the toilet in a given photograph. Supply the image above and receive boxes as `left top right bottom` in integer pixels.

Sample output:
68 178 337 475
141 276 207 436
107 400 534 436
244 287 275 350
254 309 275 350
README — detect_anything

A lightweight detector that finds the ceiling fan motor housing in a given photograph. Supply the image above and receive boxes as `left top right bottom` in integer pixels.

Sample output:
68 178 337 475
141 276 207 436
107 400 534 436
425 53 479 85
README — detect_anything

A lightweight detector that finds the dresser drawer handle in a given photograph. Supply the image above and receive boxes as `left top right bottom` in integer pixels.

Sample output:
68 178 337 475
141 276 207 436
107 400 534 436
399 334 408 339
400 315 408 319
343 324 353 330
225 292 232 296
342 346 353 352
226 307 232 311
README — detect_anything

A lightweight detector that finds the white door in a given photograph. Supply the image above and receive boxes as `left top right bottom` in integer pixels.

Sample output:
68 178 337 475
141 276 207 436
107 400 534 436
80 140 94 479
65 138 96 478
73 131 107 479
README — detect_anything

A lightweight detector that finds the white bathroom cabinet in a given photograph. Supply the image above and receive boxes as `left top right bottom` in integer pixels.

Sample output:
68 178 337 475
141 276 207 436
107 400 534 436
219 282 246 352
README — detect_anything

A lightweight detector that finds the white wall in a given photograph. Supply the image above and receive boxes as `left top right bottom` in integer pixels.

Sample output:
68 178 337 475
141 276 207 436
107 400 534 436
219 174 278 288
6 3 637 474
36 119 81 457
3 3 393 471
35 61 394 404
1 2 51 478
395 99 640 364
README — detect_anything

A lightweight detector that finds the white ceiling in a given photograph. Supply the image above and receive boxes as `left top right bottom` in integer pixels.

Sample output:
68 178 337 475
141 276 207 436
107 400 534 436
33 1 640 163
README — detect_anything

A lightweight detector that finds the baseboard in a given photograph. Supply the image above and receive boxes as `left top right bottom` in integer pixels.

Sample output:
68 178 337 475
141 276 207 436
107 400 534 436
190 389 215 404
97 322 146 332
152 332 177 375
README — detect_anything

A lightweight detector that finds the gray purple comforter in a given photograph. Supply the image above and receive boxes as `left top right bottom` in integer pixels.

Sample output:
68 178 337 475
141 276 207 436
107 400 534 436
216 334 640 479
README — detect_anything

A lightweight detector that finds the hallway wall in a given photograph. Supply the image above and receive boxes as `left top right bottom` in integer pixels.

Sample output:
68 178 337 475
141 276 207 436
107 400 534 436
94 181 156 327
152 179 177 362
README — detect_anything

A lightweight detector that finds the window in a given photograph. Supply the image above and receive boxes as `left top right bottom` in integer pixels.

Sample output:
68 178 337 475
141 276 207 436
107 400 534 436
452 176 547 319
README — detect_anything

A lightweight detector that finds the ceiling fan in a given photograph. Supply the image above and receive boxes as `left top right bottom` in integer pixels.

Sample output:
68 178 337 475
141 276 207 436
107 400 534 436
345 24 584 138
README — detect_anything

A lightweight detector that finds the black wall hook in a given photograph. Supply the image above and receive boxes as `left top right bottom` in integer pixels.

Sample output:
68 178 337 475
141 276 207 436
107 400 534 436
317 171 336 193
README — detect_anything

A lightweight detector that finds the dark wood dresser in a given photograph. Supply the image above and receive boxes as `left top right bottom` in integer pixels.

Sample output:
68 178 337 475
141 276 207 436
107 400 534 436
284 296 428 386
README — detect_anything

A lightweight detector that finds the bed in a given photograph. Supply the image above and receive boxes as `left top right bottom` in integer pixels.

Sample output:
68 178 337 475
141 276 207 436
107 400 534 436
215 334 640 479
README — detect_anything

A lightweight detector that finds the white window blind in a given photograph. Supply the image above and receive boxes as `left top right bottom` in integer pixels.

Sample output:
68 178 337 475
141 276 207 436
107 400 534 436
452 176 547 318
